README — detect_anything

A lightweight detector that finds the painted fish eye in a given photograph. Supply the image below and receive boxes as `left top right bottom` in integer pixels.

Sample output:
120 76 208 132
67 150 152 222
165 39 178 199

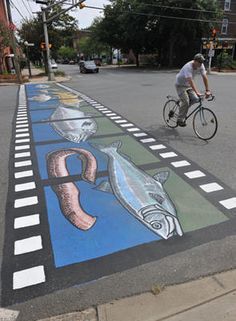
151 221 162 230
82 121 92 127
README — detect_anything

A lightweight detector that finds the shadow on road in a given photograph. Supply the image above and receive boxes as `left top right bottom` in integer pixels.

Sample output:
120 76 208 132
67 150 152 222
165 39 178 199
146 124 209 146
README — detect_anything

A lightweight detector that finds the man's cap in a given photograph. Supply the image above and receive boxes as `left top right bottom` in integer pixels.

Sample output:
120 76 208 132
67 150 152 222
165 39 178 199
194 53 205 63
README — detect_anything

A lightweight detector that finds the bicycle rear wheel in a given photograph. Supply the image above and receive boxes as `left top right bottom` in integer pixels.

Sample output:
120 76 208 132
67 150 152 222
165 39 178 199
193 107 218 140
163 99 179 128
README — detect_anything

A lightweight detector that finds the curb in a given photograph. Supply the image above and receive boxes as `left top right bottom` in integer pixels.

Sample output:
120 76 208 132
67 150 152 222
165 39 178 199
32 269 236 321
36 308 97 321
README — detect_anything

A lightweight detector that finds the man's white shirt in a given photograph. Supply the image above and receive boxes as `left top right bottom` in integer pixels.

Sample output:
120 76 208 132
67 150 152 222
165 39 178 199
175 61 207 87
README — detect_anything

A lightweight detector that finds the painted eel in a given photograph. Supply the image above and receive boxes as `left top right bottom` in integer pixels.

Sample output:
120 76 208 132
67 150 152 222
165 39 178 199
47 148 97 230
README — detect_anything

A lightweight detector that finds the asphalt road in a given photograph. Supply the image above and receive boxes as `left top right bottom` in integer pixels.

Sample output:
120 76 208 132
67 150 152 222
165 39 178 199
60 64 236 192
1 66 236 320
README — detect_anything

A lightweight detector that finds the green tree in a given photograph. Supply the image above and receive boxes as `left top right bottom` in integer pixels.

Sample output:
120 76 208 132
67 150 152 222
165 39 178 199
0 20 11 73
17 1 78 65
91 0 222 67
58 46 77 61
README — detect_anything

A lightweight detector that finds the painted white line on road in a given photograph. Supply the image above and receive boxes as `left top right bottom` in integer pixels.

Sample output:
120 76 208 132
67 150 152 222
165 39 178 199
15 182 36 192
200 182 224 193
133 133 147 137
140 138 156 143
15 139 30 143
14 214 40 229
14 196 38 208
16 124 29 128
127 128 140 132
184 170 206 179
14 160 32 168
15 145 30 151
149 144 167 150
98 108 108 111
16 116 28 120
16 114 27 118
110 116 121 120
120 123 134 128
14 152 31 158
15 133 30 138
16 121 28 124
171 160 191 168
15 128 29 133
115 120 127 124
219 197 236 209
13 265 45 289
102 111 112 114
14 236 42 255
14 170 33 179
159 152 178 158
106 113 117 116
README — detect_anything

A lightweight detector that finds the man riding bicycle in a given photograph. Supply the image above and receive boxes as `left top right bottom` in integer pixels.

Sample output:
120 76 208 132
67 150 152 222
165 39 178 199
175 53 211 127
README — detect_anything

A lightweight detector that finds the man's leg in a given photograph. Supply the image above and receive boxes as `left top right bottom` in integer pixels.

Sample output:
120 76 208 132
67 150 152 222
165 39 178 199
188 89 199 106
175 86 189 124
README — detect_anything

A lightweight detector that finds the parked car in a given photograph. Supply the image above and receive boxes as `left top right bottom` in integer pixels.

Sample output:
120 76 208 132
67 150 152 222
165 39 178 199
49 59 58 69
79 60 99 73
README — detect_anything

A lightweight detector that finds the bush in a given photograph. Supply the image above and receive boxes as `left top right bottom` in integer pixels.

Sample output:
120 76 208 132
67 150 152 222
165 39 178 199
216 52 236 69
54 70 65 77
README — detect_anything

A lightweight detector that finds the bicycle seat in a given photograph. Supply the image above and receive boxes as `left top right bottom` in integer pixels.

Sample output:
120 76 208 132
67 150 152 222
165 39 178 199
166 95 180 101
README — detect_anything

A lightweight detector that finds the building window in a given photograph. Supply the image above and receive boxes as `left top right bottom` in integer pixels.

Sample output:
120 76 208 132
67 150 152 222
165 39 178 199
224 0 231 11
221 18 229 34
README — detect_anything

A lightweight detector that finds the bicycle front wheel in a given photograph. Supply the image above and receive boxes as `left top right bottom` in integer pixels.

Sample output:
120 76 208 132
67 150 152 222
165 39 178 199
163 99 179 128
193 107 218 140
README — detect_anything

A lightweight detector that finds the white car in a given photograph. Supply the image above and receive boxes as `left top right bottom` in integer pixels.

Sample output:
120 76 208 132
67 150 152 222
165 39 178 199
49 59 58 69
79 60 99 73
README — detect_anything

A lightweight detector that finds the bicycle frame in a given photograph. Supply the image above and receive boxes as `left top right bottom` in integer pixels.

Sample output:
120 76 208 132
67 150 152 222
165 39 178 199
185 95 215 121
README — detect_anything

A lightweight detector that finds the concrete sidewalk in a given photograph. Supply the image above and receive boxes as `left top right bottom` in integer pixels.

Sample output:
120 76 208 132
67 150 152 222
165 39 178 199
34 269 236 321
0 66 70 85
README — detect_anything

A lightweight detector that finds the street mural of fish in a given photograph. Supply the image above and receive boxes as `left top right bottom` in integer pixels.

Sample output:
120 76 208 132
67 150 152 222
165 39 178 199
49 92 97 143
47 148 97 230
29 94 52 102
94 141 183 240
35 84 50 89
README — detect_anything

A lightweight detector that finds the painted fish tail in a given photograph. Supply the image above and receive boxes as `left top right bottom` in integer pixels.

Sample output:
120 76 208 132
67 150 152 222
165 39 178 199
92 140 122 153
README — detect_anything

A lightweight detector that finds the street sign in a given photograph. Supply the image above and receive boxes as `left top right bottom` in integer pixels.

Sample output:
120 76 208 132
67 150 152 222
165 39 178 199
208 49 215 57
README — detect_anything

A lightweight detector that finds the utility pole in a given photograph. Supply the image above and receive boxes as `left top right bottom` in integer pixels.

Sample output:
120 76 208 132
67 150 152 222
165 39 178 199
42 9 55 81
37 0 86 81
5 0 23 83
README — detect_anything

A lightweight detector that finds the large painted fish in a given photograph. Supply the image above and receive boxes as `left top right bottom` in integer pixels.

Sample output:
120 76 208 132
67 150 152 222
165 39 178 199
95 141 183 240
49 92 97 143
29 94 51 102
49 105 97 143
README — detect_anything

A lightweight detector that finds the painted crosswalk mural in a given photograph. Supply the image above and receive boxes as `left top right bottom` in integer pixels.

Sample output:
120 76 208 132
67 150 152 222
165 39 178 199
1 82 236 306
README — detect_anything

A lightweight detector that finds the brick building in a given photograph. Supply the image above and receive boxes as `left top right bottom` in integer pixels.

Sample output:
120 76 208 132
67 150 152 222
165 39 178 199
202 0 236 59
0 0 12 73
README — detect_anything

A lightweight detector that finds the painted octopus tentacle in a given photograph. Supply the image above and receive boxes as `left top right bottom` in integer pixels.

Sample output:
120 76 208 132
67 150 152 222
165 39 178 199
47 148 97 230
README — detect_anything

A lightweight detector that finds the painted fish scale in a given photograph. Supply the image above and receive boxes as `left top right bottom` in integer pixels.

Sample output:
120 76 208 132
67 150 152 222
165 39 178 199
96 141 183 239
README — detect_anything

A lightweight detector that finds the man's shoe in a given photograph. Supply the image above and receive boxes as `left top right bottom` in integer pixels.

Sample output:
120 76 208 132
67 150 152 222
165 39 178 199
177 120 186 127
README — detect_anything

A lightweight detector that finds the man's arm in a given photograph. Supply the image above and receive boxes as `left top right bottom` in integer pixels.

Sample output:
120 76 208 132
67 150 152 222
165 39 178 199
186 77 201 96
202 74 211 96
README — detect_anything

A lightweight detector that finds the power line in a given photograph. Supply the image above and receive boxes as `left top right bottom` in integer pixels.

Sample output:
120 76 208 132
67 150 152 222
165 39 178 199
10 0 26 22
83 4 236 25
19 0 33 17
26 0 33 13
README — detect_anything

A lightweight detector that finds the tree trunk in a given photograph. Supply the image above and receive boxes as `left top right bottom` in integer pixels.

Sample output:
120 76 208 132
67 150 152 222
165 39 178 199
135 52 139 67
168 38 175 68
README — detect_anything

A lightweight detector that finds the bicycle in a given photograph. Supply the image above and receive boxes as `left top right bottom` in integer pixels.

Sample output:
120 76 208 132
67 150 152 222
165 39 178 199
163 94 218 140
